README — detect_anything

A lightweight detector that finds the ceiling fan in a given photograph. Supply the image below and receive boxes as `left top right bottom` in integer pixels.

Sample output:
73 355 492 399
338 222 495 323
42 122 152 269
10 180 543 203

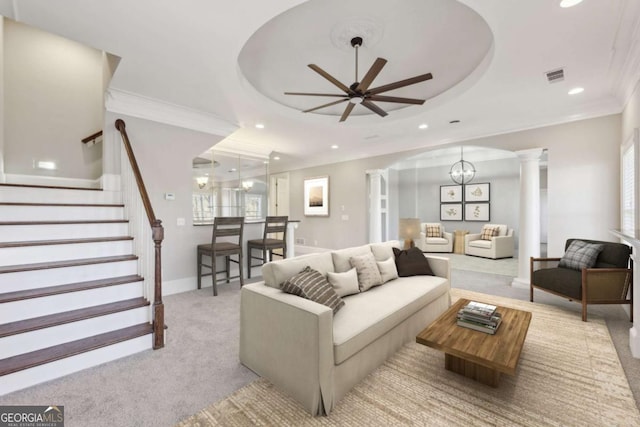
284 36 433 122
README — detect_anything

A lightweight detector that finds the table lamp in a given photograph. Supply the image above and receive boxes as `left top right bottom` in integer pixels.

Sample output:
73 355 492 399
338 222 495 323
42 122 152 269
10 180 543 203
399 218 421 250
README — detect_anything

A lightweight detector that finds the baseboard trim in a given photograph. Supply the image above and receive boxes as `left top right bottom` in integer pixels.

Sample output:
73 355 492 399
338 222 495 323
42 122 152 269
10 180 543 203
510 277 529 289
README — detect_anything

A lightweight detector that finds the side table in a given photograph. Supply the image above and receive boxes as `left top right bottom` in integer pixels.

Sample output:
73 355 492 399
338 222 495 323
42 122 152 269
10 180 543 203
453 230 468 254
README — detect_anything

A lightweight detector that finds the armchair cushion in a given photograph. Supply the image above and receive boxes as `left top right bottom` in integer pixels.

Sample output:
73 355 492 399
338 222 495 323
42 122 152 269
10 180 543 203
469 239 492 249
558 240 604 270
425 224 442 238
282 266 345 313
480 225 500 240
532 267 582 300
425 237 448 245
393 247 434 277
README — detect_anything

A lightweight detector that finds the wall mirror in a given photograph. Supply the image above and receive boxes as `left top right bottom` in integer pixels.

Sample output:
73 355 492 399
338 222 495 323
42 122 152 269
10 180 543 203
192 150 268 224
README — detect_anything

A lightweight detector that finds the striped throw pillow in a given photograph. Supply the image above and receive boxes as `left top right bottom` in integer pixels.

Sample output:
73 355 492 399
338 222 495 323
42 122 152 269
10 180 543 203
282 266 345 313
426 224 441 238
480 225 500 240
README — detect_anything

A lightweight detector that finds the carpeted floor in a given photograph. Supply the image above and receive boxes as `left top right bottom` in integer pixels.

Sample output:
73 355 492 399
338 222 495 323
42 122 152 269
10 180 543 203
0 258 638 426
175 288 640 426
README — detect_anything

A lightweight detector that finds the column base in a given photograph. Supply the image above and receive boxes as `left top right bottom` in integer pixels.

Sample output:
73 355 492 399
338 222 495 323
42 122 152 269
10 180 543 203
511 277 529 289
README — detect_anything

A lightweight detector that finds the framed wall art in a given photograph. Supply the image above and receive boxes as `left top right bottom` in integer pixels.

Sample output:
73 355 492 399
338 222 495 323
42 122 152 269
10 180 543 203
464 183 490 202
440 185 462 203
440 203 463 221
465 202 490 221
304 176 329 216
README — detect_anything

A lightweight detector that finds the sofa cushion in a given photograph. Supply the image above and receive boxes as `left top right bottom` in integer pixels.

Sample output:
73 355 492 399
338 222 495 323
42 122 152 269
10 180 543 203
327 268 360 297
332 245 372 273
332 275 449 364
282 266 345 313
469 239 492 249
350 253 383 291
262 251 335 289
393 247 434 277
532 267 582 300
559 240 604 270
376 257 398 284
370 240 402 261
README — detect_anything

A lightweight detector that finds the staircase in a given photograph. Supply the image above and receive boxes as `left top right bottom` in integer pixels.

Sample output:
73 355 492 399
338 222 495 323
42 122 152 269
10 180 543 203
0 183 155 395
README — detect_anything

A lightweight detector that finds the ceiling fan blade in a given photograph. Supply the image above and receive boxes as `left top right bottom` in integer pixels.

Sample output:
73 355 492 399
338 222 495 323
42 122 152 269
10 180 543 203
368 72 433 95
356 58 387 92
302 98 348 113
308 64 351 94
361 100 388 117
368 95 425 105
285 92 347 97
339 103 356 122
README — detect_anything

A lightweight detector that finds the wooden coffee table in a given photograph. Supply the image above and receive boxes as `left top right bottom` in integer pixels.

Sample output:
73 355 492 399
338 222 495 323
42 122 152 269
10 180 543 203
416 298 531 387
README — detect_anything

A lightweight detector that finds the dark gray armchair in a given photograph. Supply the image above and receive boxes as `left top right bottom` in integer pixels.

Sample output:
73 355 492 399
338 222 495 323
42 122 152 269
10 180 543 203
530 239 633 322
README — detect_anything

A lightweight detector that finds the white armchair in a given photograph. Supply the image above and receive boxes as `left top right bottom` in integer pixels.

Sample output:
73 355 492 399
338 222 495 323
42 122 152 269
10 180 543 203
416 222 453 253
464 224 514 259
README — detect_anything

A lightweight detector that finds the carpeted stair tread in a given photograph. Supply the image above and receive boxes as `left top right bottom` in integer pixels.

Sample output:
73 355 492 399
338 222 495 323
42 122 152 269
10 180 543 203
0 297 150 338
0 275 144 303
0 183 102 191
0 323 153 376
0 202 123 207
0 236 133 248
0 219 128 226
0 255 138 274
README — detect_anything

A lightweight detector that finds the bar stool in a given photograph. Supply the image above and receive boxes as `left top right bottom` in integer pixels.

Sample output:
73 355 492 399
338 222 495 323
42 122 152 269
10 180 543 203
197 216 244 296
247 216 288 278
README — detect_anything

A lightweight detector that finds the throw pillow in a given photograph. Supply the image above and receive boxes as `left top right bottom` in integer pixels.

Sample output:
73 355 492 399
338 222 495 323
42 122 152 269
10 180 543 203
349 253 383 292
426 224 441 238
559 240 604 270
393 247 434 277
480 225 500 240
327 268 360 297
282 266 345 313
377 257 399 283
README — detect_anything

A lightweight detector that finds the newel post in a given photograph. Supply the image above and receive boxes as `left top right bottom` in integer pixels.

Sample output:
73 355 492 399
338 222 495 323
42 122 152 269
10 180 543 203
152 219 165 349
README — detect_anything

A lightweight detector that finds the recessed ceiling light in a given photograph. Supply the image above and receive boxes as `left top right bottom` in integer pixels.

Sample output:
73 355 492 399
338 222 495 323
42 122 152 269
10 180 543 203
560 0 583 8
331 144 339 149
568 87 584 95
418 124 428 130
36 160 56 170
273 156 280 160
255 123 265 129
449 120 461 124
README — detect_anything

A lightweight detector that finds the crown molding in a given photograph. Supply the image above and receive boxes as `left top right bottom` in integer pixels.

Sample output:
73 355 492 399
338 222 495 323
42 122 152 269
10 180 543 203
105 88 238 137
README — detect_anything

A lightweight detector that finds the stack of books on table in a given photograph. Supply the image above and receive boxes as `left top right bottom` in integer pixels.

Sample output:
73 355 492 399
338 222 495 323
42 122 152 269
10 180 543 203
456 301 502 335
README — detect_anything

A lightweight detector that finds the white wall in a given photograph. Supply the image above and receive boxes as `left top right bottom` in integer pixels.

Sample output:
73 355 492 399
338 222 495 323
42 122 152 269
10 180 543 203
0 18 4 182
3 19 103 179
274 114 621 257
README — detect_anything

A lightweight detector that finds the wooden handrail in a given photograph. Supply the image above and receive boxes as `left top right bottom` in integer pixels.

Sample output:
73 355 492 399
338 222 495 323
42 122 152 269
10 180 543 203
114 119 165 350
81 130 103 144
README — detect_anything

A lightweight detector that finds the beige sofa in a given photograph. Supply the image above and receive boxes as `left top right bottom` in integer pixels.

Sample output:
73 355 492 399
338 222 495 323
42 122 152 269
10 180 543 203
464 223 515 259
416 222 453 253
239 240 451 415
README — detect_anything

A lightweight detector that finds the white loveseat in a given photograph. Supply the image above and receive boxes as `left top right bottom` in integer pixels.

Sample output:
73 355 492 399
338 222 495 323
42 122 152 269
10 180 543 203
464 223 515 259
239 240 451 415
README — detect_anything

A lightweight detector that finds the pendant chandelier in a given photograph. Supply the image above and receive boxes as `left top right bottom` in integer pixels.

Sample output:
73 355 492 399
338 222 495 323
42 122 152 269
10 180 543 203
449 146 476 185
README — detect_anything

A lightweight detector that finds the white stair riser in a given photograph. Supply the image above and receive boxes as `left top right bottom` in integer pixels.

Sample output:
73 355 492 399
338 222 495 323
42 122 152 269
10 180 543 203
0 281 144 323
0 260 138 292
0 222 129 242
0 241 133 266
0 187 121 204
0 335 151 396
0 205 124 221
0 307 150 359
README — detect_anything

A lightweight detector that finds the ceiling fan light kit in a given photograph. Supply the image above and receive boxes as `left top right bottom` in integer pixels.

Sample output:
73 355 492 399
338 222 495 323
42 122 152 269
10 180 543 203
284 36 433 122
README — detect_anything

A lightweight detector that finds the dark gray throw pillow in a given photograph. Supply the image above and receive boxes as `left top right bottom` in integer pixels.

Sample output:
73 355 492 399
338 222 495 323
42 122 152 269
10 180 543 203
282 266 345 313
559 240 604 270
393 247 434 277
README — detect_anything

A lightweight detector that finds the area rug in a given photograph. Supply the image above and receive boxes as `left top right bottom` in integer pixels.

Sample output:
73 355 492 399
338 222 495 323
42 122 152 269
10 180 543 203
176 289 640 426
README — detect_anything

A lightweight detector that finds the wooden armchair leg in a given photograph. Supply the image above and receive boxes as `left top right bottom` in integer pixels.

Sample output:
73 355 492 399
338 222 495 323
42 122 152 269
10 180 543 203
581 300 587 322
530 286 533 302
197 250 202 289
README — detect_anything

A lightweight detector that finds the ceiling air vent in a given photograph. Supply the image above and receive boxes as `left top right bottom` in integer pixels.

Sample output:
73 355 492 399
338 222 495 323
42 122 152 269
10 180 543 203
545 68 564 83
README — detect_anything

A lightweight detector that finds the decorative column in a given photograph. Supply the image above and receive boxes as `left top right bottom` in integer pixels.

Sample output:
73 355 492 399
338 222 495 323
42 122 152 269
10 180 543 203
512 148 544 288
286 221 299 258
611 230 640 358
366 169 383 243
